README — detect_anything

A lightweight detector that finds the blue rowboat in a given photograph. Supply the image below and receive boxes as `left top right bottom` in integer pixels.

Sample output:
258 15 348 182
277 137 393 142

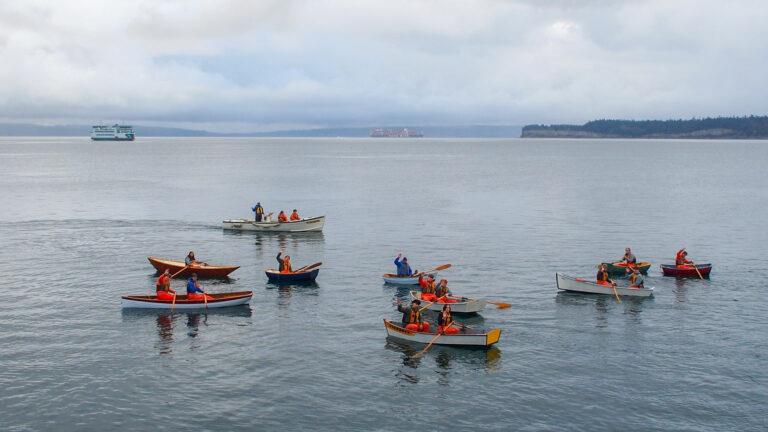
265 268 320 283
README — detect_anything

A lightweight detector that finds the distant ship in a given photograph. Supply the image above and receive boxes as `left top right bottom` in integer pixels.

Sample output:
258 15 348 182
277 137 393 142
91 124 135 141
370 128 423 138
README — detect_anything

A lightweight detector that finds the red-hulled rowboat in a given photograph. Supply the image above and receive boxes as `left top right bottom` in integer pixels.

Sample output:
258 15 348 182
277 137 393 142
147 256 239 278
660 264 712 278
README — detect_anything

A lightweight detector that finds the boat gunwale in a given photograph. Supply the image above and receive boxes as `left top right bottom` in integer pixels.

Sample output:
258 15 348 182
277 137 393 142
121 291 252 304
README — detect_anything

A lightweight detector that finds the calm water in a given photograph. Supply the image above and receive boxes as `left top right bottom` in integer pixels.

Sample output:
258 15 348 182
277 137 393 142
0 137 766 431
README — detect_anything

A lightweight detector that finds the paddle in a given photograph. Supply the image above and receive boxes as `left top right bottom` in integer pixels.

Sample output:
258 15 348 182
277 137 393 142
610 282 622 303
171 292 177 312
412 327 446 359
418 294 448 312
487 300 512 309
412 263 452 277
170 266 190 279
689 261 705 280
293 262 323 273
203 291 208 310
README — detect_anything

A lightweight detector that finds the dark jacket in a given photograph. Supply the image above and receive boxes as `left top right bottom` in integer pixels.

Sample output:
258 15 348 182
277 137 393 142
397 304 422 324
277 252 286 272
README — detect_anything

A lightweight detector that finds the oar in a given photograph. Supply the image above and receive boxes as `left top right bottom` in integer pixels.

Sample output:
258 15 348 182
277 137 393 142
293 262 322 273
412 327 446 359
171 292 177 312
611 282 622 303
413 263 452 277
690 261 705 280
170 266 190 279
486 300 512 309
203 291 208 310
418 294 447 312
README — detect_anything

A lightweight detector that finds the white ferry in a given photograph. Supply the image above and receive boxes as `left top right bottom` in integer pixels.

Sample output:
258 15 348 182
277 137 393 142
90 124 135 141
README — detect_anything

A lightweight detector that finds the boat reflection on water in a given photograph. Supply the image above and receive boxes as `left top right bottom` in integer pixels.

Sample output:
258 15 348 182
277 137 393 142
265 281 319 308
555 290 653 327
673 278 690 304
121 306 253 354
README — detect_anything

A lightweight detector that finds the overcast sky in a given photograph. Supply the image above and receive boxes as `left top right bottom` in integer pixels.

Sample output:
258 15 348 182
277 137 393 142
0 0 766 131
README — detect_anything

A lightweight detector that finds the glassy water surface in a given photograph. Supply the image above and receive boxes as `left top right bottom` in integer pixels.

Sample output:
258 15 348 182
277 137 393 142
0 137 766 431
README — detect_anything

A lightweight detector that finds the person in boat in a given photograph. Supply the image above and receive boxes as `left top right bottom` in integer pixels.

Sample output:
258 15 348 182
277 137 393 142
397 299 429 332
155 269 175 301
277 251 292 273
290 209 301 221
435 279 456 303
596 263 615 286
621 247 637 269
186 273 211 301
676 249 693 267
278 211 288 222
185 251 198 266
628 267 645 288
394 253 413 277
437 304 460 335
419 274 437 302
252 202 264 222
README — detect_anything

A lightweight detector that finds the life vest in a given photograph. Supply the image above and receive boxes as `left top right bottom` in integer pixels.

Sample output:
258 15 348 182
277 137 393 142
156 274 170 290
278 213 288 222
422 280 435 294
405 307 421 324
675 250 687 266
597 270 609 282
256 206 264 215
435 284 448 298
282 258 292 273
290 212 300 221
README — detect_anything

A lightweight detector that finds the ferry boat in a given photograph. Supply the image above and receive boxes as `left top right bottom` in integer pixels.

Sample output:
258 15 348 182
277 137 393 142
90 124 135 141
370 128 423 138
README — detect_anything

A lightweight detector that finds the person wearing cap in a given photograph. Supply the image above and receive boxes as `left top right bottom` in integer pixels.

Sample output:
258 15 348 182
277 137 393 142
628 267 645 288
397 299 429 332
252 202 264 222
676 248 693 267
290 209 301 221
394 253 413 277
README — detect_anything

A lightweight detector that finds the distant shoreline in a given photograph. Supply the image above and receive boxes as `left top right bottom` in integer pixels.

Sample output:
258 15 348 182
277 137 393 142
522 116 768 139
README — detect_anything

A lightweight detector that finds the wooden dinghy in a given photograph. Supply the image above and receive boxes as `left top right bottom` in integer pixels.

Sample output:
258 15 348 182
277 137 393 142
601 261 652 275
382 272 437 285
265 268 320 283
410 291 486 314
556 273 654 297
660 264 712 278
222 216 325 232
148 257 239 278
121 291 252 309
384 319 501 348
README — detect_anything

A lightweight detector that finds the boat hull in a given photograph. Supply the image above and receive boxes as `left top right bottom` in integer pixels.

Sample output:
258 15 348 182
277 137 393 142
382 272 437 285
222 216 325 232
602 261 652 275
383 320 500 347
660 264 712 278
148 257 238 278
265 268 320 283
410 291 486 314
556 273 654 297
121 291 252 309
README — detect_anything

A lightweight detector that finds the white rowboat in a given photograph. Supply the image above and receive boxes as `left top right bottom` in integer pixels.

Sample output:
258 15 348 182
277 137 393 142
121 291 253 309
222 216 325 232
382 272 436 285
556 273 654 297
410 291 486 314
384 320 501 347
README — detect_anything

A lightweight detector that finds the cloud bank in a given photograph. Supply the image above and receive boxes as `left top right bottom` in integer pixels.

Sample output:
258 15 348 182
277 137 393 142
0 0 766 130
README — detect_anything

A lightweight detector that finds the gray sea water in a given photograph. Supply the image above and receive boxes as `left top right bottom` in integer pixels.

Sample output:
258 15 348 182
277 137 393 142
0 137 766 431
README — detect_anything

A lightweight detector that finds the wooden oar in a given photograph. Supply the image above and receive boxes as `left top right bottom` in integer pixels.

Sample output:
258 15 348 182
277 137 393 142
170 266 190 279
611 283 622 303
412 263 452 277
293 262 323 273
412 327 446 359
171 292 177 312
418 294 447 312
690 261 705 280
487 300 512 309
203 291 208 310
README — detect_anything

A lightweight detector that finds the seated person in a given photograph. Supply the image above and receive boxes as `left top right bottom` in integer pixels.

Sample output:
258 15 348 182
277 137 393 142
675 249 693 267
397 299 430 332
628 268 645 288
435 279 457 303
596 263 614 286
437 304 460 335
186 273 212 301
155 269 175 301
290 209 301 221
277 211 288 222
420 276 437 302
277 252 292 274
185 251 198 266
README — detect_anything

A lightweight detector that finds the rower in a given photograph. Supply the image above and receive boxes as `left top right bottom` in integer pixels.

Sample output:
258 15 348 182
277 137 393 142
277 251 292 273
621 247 637 269
252 202 264 222
155 269 175 301
397 299 429 332
676 248 693 267
278 211 288 222
186 273 211 301
628 267 645 288
290 209 300 221
437 304 460 335
420 275 437 302
596 263 615 287
435 279 456 303
394 253 412 277
185 251 198 266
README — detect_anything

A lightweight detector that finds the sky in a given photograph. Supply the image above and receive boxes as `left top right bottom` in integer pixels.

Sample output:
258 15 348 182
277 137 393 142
0 0 766 132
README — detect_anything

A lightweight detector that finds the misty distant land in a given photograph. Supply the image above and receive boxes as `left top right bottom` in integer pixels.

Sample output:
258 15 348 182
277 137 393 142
522 116 768 139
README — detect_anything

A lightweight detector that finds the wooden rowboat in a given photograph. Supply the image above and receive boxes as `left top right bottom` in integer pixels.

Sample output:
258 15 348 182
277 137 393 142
661 264 712 278
121 291 252 309
382 272 436 285
601 261 652 275
265 268 320 283
222 216 325 232
148 257 239 278
556 273 654 297
410 291 486 314
384 319 501 348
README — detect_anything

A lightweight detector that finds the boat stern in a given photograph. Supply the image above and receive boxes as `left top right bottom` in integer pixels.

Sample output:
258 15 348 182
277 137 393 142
485 328 502 346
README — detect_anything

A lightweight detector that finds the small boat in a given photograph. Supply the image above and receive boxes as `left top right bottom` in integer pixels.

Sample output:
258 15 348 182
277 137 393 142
601 261 652 275
660 264 712 278
556 273 654 297
121 291 252 309
383 319 501 348
265 268 320 283
410 291 486 314
147 257 239 278
222 216 325 232
382 272 436 285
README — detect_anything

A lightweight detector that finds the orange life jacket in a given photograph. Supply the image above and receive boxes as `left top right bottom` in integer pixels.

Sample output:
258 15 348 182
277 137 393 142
290 212 300 221
278 213 288 222
282 258 292 273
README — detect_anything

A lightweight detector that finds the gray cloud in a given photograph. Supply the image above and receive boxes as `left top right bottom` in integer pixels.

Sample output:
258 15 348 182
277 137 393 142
0 0 766 131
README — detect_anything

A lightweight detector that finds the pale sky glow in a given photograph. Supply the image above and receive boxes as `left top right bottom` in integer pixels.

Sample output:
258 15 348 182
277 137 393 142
0 0 766 131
